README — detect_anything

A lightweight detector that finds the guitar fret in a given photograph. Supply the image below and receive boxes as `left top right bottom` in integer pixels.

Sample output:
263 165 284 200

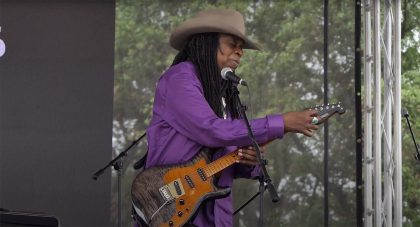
204 152 238 177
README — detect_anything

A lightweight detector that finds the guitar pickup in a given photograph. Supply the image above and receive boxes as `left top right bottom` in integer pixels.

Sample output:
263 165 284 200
174 180 182 195
185 175 195 188
197 168 207 181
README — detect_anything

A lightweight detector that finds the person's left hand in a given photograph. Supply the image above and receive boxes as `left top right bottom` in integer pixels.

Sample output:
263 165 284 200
236 145 267 166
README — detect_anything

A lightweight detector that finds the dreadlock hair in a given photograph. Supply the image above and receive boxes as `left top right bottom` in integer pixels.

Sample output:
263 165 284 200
171 33 241 119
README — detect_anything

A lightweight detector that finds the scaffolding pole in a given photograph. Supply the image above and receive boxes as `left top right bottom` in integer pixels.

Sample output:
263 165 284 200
363 0 373 226
362 0 402 226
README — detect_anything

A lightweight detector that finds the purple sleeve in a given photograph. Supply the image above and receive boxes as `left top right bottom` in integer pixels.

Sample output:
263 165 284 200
162 71 284 148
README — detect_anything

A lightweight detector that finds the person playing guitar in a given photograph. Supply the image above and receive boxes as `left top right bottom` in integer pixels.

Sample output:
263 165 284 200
132 8 333 227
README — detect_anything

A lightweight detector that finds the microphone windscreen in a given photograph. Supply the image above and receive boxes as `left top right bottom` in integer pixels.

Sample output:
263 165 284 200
221 67 233 80
402 108 409 117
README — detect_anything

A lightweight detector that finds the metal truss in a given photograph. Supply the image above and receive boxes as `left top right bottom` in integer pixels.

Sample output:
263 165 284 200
363 0 402 226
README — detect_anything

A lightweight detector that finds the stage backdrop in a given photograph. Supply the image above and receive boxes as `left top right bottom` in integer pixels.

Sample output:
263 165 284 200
0 1 115 226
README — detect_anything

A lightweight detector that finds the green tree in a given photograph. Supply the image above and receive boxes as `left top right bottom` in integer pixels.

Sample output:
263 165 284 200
401 1 420 226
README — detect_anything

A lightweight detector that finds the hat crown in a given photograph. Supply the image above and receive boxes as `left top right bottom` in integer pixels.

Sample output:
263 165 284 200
196 9 245 34
170 8 260 51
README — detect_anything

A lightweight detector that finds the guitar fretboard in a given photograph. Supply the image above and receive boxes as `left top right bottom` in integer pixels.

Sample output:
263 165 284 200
202 151 239 177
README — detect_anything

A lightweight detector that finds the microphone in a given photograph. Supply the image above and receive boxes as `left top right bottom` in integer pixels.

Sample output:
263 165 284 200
402 108 420 161
221 67 247 86
402 108 409 118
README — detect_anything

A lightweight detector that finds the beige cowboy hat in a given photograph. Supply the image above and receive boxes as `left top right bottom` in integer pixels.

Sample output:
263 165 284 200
170 9 261 51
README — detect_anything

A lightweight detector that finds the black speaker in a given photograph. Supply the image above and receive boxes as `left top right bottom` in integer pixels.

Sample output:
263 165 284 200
0 210 59 227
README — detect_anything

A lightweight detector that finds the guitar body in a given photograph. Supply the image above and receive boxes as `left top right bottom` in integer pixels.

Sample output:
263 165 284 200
131 148 231 227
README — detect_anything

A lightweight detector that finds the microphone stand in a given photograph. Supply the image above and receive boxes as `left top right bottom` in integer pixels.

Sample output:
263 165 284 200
92 133 146 227
231 84 279 227
402 110 420 160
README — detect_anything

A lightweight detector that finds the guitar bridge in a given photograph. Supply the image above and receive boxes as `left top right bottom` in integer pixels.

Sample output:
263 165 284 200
159 178 185 202
159 185 174 202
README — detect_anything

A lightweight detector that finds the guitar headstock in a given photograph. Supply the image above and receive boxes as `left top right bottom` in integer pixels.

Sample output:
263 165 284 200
308 102 346 124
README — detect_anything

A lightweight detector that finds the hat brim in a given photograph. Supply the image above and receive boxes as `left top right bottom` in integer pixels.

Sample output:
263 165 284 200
170 18 261 51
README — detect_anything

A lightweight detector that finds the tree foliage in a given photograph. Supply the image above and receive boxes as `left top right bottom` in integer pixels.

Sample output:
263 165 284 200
401 1 420 226
113 1 419 226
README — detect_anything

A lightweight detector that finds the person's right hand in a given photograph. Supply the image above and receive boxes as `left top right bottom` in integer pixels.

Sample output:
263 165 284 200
282 110 320 137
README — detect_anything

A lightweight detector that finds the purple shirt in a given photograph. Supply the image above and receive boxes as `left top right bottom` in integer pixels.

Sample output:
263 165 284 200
145 61 284 226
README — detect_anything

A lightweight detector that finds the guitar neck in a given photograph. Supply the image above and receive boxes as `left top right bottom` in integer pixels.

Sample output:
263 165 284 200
202 140 273 177
202 102 345 177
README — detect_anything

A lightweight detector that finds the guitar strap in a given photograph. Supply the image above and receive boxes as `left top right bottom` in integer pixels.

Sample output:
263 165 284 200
133 150 148 170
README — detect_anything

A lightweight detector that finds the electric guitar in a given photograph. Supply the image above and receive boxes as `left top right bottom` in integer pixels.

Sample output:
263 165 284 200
131 103 346 227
